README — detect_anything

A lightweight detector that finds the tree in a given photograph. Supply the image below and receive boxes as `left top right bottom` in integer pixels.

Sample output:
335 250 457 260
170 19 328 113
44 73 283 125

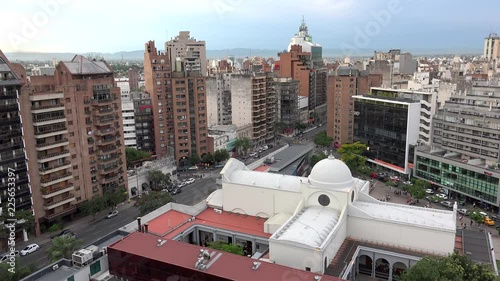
470 212 484 226
125 147 151 167
0 258 33 281
0 209 35 236
135 191 173 216
189 152 200 166
201 152 215 164
313 131 333 147
401 251 499 281
48 223 62 234
337 142 368 172
407 179 428 201
80 195 106 220
104 187 127 209
207 241 244 255
214 149 230 163
148 170 167 190
233 137 251 156
310 153 327 168
47 235 83 262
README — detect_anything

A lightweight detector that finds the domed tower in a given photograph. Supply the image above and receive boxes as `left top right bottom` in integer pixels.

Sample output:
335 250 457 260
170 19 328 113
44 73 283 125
308 155 355 190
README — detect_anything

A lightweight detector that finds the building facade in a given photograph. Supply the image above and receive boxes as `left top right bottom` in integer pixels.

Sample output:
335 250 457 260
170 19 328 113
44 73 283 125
19 55 128 232
251 72 277 146
206 73 232 127
484 33 500 61
275 77 299 126
133 93 155 153
166 31 207 76
326 67 382 146
415 83 500 208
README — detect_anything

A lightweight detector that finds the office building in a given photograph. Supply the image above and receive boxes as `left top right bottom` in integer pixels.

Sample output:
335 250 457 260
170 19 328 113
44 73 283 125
133 93 155 153
415 83 500 208
0 51 32 242
128 66 140 91
116 78 137 148
275 77 300 126
326 67 382 146
288 17 323 68
484 33 500 61
166 31 207 76
19 55 128 233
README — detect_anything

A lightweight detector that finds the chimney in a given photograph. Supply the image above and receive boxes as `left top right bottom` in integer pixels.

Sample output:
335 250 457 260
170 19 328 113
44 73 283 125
144 223 149 233
137 217 142 232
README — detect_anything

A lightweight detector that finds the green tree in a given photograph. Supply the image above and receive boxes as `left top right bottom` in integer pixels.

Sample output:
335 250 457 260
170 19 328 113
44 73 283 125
80 195 106 220
407 184 426 201
337 142 368 172
401 251 499 281
470 212 484 225
214 149 230 163
104 187 127 209
310 153 327 168
0 209 35 236
147 170 167 190
207 241 244 255
135 191 173 216
233 137 251 156
125 147 151 167
189 152 200 166
313 131 333 147
47 223 62 234
0 258 33 281
201 152 215 164
47 235 83 262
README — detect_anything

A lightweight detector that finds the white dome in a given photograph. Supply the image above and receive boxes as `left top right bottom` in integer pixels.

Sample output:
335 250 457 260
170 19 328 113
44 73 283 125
308 155 354 190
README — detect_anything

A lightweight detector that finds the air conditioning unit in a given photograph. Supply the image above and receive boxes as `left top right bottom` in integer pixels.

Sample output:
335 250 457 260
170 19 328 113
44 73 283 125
52 264 59 271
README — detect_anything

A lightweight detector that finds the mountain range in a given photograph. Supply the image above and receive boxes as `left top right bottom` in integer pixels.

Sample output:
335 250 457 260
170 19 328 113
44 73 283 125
5 48 482 62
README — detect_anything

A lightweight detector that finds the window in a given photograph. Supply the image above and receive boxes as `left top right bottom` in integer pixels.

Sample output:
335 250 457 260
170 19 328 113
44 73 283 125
90 260 101 276
318 194 330 206
305 267 311 272
67 276 75 281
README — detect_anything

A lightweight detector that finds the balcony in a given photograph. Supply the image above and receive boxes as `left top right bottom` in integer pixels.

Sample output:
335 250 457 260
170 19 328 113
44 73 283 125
100 154 120 163
37 150 70 163
41 184 74 199
33 116 67 126
31 104 65 114
97 146 118 155
39 162 71 175
43 194 75 210
40 173 73 187
29 91 63 101
100 174 118 184
95 116 117 126
43 205 76 220
95 127 117 136
36 138 69 151
96 136 117 146
92 97 117 106
34 127 68 139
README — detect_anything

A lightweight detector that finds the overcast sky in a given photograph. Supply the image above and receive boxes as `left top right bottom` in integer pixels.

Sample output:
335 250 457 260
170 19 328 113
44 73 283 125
2 0 499 53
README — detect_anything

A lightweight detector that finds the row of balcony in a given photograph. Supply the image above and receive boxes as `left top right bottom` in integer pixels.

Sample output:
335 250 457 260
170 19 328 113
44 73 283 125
31 104 65 113
39 161 71 175
41 184 74 199
43 194 75 210
37 149 70 162
43 205 76 220
40 172 72 187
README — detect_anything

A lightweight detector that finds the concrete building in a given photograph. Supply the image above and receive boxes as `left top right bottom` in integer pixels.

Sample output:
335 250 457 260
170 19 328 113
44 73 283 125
166 31 207 76
275 77 300 126
353 92 421 175
207 125 238 155
18 55 128 233
115 77 130 99
415 82 500 208
287 17 323 68
484 33 500 61
250 72 277 146
0 51 32 246
31 65 55 76
326 67 382 146
126 157 176 198
133 93 155 153
115 78 137 148
206 73 232 127
114 156 456 280
128 66 140 90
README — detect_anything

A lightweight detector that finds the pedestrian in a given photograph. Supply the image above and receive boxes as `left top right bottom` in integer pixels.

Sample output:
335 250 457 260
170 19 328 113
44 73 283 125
470 220 473 226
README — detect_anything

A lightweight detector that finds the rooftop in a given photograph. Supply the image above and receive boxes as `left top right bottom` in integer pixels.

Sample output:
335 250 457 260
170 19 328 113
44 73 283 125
63 55 112 75
273 206 340 248
147 207 271 240
226 169 305 192
268 144 314 172
108 232 344 281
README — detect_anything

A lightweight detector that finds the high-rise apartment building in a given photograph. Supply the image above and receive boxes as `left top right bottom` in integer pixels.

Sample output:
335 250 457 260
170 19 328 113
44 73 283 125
484 33 500 61
206 73 232 126
133 93 155 153
275 77 300 126
166 31 207 76
0 51 32 222
288 17 323 68
415 82 500 208
145 34 209 166
18 55 128 233
128 66 140 91
326 67 382 146
251 72 277 146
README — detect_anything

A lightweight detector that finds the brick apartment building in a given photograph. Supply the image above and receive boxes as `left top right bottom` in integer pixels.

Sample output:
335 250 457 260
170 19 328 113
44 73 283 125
18 55 128 234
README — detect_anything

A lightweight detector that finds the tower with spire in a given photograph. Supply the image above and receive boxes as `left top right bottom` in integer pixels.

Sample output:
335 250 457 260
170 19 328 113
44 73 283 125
288 16 320 52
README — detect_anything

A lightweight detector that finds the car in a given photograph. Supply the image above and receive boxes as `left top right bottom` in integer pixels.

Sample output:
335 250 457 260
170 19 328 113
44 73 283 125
185 178 195 185
263 145 269 151
436 193 448 200
403 181 413 186
249 152 258 158
484 217 495 226
51 229 75 239
457 208 469 216
188 166 199 170
172 188 182 195
106 210 119 219
425 189 434 195
390 176 400 182
370 172 379 179
177 181 187 188
20 244 39 256
0 251 19 263
440 201 454 208
426 195 442 203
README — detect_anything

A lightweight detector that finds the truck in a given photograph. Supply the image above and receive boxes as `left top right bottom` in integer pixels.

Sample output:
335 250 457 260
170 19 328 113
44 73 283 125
72 245 100 267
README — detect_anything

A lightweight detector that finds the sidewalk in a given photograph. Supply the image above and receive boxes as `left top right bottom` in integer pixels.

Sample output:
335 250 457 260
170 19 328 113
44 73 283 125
17 200 136 249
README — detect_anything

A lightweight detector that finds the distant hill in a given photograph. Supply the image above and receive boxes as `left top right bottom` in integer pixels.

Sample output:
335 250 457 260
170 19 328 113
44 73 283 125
5 47 482 62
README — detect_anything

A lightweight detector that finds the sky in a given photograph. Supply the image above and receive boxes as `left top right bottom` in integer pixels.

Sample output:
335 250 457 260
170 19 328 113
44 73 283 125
1 0 500 54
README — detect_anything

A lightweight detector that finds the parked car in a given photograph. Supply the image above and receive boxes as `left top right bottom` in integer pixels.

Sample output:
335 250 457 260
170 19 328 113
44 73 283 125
484 217 495 226
106 210 119 219
51 229 75 239
263 145 269 151
214 164 225 168
425 189 434 195
0 251 19 263
188 166 199 170
390 176 400 182
457 208 469 216
185 178 195 185
440 201 454 208
20 244 39 256
436 193 448 200
403 181 413 186
172 188 182 195
249 152 258 158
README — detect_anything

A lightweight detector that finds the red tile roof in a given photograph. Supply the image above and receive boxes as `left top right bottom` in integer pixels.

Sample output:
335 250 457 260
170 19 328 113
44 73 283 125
108 231 345 281
253 165 270 172
147 208 271 239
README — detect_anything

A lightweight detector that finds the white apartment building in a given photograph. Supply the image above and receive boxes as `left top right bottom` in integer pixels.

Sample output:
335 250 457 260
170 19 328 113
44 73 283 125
116 77 137 148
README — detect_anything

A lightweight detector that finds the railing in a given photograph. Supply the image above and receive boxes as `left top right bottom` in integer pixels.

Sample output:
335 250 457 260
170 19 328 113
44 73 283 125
44 194 75 207
42 184 74 195
41 172 72 184
44 205 76 220
33 115 66 123
38 149 70 160
34 126 67 135
31 104 64 110
36 138 68 148
39 161 70 172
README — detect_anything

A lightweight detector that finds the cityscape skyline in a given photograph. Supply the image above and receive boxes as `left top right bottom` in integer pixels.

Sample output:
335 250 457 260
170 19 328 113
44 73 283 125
2 0 499 54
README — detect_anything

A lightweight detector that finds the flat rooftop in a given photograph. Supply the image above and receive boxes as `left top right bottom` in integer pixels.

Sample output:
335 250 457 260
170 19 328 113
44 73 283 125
268 144 314 172
147 208 271 239
108 231 344 281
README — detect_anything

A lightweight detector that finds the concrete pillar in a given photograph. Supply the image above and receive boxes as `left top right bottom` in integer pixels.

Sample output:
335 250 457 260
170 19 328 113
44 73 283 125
388 261 393 281
372 253 376 278
213 231 217 242
23 228 28 242
251 238 256 254
194 228 200 245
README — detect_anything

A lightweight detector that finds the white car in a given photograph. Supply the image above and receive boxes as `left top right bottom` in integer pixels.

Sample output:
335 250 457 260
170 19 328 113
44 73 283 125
20 244 39 256
457 208 469 216
106 210 119 219
188 166 198 170
436 193 448 200
440 201 454 208
185 178 195 185
425 189 434 194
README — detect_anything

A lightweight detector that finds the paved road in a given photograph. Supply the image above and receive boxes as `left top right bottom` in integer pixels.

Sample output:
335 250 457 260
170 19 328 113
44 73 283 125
172 177 218 205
